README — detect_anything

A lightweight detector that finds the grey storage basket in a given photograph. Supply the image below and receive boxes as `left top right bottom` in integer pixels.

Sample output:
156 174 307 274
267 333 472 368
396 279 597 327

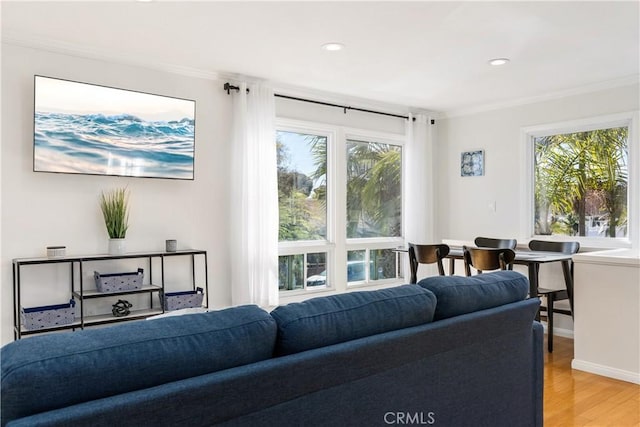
94 268 144 293
21 299 76 330
160 287 204 311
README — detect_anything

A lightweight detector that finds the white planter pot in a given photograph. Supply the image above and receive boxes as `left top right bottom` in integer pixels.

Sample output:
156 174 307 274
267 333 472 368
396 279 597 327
108 238 126 255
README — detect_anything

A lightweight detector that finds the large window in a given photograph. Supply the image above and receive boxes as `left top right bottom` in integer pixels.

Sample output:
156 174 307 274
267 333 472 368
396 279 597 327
525 112 637 246
277 121 405 293
277 128 329 290
346 139 402 238
534 127 628 238
277 130 327 241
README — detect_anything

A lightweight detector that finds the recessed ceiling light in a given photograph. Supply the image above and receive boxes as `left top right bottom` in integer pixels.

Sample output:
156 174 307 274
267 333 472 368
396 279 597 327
488 58 510 66
322 42 345 52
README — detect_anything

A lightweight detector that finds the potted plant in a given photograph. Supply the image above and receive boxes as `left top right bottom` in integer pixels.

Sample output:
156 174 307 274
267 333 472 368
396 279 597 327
100 187 130 255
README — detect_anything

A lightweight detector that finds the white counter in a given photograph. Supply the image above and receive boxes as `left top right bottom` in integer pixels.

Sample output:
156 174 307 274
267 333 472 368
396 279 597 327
572 249 640 384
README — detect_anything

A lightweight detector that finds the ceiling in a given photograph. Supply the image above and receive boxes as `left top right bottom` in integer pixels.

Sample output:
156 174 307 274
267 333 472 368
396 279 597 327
2 1 639 115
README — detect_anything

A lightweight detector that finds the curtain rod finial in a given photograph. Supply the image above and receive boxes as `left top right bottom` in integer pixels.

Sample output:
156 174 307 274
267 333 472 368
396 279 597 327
224 82 250 95
224 82 240 95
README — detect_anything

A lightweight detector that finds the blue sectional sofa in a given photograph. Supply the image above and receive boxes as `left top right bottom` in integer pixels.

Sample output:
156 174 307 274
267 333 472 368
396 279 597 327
1 271 543 427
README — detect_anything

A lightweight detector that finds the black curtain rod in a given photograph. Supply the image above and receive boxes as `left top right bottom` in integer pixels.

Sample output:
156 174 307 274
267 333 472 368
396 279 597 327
275 94 415 121
224 82 416 122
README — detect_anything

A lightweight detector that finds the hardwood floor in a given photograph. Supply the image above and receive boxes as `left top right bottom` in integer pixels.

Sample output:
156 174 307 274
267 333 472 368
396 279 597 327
544 336 640 426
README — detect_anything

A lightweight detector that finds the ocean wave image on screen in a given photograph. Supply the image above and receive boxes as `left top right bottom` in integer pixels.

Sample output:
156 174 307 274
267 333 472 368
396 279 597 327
34 112 195 179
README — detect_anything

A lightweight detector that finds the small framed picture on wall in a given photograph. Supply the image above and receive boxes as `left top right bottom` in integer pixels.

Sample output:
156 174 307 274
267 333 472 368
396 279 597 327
460 150 484 177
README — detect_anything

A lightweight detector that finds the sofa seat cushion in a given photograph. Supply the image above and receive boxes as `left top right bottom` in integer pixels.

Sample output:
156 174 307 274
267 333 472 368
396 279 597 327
1 305 276 424
417 271 529 320
271 284 437 356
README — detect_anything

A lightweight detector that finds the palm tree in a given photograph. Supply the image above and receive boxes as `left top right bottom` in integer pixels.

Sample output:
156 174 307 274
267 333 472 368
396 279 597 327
534 127 628 237
346 140 401 238
361 149 402 236
589 128 628 237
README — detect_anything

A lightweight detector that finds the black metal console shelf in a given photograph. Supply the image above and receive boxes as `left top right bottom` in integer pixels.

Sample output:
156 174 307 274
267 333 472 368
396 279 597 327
13 250 208 339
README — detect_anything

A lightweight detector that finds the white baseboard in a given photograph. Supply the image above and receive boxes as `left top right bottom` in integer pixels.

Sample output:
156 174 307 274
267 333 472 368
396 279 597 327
571 359 640 384
552 326 574 339
540 322 574 339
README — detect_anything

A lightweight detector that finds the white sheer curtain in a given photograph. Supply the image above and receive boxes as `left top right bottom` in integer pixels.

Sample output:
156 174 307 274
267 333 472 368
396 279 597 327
404 113 435 245
229 82 279 307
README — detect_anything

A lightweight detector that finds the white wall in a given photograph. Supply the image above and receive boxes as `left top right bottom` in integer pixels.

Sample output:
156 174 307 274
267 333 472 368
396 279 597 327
1 44 233 344
4 42 636 345
572 249 639 384
1 44 409 344
436 84 640 243
437 83 640 334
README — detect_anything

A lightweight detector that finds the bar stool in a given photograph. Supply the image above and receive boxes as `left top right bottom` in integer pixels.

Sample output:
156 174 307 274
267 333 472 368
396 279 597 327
529 239 580 352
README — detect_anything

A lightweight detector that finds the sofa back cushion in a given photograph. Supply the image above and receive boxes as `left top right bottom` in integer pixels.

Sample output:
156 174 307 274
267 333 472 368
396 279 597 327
418 271 529 320
271 284 437 356
1 305 276 424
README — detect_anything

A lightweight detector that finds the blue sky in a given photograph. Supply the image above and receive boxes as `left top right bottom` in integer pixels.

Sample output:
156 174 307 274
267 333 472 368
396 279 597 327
278 130 320 176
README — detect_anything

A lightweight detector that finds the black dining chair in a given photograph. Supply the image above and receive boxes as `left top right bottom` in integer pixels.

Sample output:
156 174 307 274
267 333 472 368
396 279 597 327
450 237 518 275
528 239 580 352
474 236 518 250
408 243 449 283
463 246 515 276
475 237 517 271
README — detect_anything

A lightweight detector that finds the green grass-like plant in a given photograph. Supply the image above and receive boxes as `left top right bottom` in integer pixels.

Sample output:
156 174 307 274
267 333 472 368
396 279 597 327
100 187 130 239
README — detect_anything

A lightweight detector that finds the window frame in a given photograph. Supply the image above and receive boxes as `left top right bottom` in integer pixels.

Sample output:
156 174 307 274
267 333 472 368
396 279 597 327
276 118 406 296
345 240 405 289
276 119 336 294
520 111 639 249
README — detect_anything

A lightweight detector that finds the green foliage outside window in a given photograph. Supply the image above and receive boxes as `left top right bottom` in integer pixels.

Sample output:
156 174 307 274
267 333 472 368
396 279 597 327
534 127 628 238
278 254 303 291
346 140 402 238
277 132 326 241
277 130 402 290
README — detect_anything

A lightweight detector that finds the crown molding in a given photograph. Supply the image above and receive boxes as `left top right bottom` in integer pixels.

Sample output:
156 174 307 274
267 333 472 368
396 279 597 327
443 74 640 119
3 31 428 116
2 32 220 81
4 31 636 120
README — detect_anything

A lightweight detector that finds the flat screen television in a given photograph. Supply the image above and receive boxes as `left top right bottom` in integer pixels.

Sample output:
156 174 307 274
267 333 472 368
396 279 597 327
33 75 196 180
